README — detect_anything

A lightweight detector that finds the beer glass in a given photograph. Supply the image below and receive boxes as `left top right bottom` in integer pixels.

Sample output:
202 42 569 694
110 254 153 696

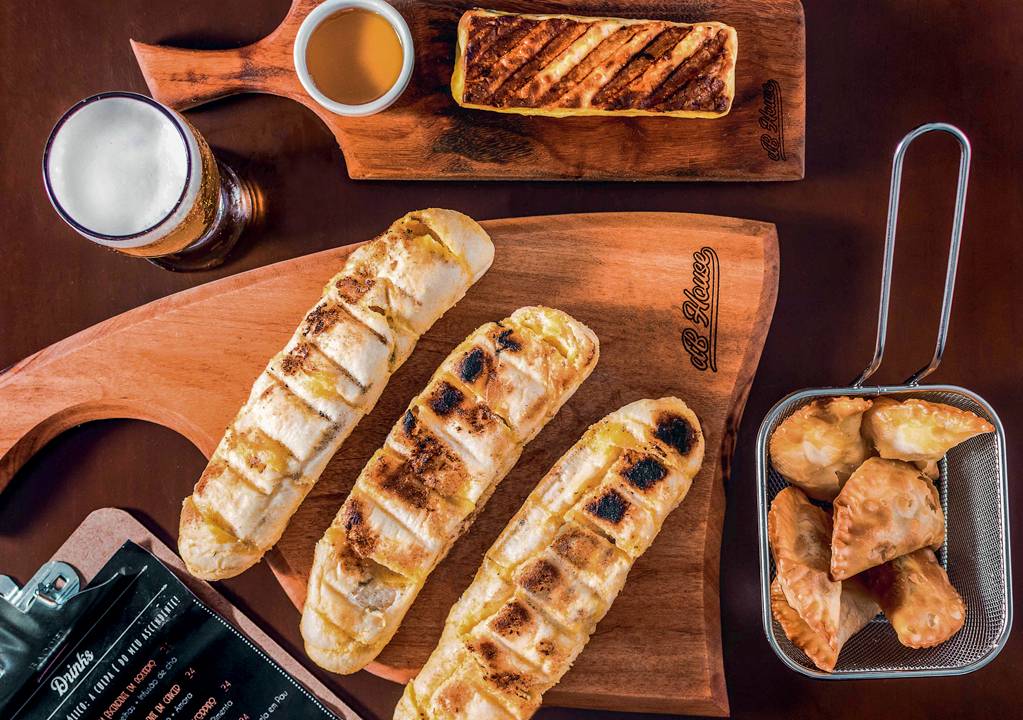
43 92 254 271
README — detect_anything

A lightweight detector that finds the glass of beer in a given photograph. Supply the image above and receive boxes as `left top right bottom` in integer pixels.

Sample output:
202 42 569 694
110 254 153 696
43 92 255 271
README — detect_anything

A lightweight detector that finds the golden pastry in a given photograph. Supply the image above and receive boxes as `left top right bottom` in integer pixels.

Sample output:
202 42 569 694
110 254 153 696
769 397 873 501
770 576 879 672
864 397 994 465
831 458 945 581
768 486 843 648
864 547 966 649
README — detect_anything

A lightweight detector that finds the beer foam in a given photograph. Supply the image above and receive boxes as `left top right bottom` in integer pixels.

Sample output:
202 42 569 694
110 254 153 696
46 96 190 237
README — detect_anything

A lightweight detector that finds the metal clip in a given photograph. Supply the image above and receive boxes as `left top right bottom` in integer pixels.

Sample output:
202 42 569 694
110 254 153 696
0 562 81 615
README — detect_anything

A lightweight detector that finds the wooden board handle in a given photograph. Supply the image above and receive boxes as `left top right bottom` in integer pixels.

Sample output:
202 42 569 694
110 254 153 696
0 347 215 492
131 39 287 109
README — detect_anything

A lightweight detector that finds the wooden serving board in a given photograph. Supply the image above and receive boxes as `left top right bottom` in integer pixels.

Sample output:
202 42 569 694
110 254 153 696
131 0 805 181
0 212 778 715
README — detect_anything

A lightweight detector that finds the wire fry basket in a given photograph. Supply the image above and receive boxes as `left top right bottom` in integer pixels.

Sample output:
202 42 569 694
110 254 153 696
755 123 1012 679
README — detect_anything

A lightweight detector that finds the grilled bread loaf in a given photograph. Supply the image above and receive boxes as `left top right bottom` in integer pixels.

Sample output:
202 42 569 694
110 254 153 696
395 398 705 719
301 307 599 675
451 9 737 118
178 209 494 580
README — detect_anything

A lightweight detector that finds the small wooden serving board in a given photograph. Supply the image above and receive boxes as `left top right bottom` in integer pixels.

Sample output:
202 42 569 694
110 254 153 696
131 0 805 181
0 212 778 715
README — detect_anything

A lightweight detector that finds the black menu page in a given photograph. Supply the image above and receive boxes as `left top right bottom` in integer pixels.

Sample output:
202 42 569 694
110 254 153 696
12 542 338 720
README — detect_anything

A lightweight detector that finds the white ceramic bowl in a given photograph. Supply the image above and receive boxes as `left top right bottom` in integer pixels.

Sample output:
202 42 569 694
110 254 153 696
293 0 414 117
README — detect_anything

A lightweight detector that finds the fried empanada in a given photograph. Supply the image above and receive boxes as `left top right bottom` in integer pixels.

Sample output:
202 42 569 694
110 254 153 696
771 576 879 672
864 547 965 648
768 486 842 647
864 397 994 465
769 397 873 501
831 458 945 580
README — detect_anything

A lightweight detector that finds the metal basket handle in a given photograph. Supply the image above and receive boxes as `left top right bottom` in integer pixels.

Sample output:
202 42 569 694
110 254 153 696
851 122 971 388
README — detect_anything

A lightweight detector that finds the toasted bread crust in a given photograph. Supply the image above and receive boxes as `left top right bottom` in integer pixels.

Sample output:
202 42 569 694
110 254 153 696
396 398 704 719
452 9 737 118
301 307 599 675
178 210 494 580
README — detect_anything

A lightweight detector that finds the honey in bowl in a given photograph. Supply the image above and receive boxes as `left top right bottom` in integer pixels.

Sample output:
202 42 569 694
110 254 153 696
305 8 404 106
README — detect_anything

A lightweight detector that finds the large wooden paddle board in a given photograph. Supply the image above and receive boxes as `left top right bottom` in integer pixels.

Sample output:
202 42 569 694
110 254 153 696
0 212 778 715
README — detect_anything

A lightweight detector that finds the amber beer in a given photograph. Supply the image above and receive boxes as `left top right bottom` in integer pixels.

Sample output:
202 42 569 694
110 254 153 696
43 92 252 270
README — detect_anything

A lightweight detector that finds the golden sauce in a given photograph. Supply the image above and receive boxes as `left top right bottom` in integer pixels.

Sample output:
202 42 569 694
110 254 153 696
306 8 403 105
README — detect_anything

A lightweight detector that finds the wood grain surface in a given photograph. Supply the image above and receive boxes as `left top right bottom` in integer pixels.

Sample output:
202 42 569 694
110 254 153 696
5 2 1023 719
0 212 778 715
131 0 805 181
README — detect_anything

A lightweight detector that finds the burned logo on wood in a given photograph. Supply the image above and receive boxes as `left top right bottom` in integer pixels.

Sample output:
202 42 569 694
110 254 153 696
759 80 786 162
681 247 719 372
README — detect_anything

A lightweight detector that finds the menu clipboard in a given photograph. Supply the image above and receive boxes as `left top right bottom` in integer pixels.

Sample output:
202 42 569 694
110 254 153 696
8 508 362 720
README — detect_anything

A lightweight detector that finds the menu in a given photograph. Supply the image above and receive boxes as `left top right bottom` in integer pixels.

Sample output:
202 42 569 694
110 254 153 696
10 542 338 720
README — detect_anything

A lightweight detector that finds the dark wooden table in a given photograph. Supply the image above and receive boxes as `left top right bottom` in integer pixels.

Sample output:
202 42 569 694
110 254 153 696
2 2 1021 718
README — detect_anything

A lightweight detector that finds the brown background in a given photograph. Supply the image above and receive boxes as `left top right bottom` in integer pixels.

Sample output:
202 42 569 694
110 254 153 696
1 1 1020 719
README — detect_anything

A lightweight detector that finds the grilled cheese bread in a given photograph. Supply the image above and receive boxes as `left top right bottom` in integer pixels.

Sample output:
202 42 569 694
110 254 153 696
395 398 705 719
452 9 737 119
178 209 494 580
301 307 599 675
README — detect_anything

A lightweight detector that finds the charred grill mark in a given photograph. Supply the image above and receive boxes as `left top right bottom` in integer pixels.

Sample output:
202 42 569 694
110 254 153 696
624 456 668 490
464 18 541 102
655 413 696 456
333 271 376 304
520 558 561 595
587 489 629 524
608 30 701 110
537 640 555 657
280 342 311 375
644 30 729 110
482 20 564 85
491 21 590 105
464 16 530 69
462 17 504 63
486 670 530 699
539 26 641 106
343 498 377 555
553 527 594 565
459 347 487 382
462 15 732 114
495 328 521 352
591 26 686 107
490 601 532 637
374 455 431 510
459 401 499 434
657 58 727 112
399 413 467 497
304 301 388 349
343 500 363 531
472 638 500 662
303 303 341 336
429 381 465 416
